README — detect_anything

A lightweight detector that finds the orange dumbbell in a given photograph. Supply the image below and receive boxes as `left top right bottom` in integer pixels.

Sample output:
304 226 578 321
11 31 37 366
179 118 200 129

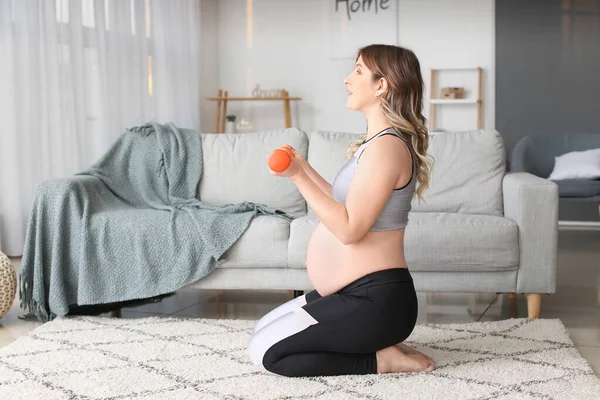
267 145 295 172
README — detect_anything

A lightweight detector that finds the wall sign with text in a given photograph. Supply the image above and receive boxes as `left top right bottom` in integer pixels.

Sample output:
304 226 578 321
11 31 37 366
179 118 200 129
330 0 398 59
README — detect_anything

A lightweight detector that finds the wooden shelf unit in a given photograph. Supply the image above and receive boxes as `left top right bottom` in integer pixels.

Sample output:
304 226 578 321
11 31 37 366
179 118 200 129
428 67 483 132
205 89 302 133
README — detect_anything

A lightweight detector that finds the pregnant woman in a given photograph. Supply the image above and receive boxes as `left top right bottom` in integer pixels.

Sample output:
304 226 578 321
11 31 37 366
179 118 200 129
248 44 435 377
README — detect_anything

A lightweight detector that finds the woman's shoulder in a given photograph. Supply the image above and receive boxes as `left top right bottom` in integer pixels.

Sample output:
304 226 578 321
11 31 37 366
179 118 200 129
358 132 412 173
367 131 410 155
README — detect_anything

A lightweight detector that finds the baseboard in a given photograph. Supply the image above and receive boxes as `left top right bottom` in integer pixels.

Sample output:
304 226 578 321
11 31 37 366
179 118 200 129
558 220 600 230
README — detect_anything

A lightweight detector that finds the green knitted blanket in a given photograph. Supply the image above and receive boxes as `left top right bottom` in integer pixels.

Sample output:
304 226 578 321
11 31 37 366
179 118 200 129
19 123 293 321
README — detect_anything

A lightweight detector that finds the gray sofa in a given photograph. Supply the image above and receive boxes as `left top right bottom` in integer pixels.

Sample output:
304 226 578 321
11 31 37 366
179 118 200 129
185 128 559 318
511 132 600 221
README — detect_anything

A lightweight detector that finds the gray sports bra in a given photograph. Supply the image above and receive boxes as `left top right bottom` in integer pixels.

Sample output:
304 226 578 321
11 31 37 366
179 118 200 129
331 128 416 231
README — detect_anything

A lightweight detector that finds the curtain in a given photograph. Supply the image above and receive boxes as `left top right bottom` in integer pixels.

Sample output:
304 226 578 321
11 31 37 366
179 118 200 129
0 0 202 256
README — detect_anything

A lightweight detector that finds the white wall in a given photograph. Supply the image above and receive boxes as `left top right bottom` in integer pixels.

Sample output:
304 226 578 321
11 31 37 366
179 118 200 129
398 0 495 132
200 0 219 132
200 0 494 134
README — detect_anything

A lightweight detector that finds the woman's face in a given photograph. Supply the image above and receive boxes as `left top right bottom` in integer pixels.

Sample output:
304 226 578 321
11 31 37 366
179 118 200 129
344 56 380 112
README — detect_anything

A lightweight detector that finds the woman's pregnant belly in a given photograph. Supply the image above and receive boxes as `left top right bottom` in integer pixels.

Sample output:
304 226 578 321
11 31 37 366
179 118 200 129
305 222 407 296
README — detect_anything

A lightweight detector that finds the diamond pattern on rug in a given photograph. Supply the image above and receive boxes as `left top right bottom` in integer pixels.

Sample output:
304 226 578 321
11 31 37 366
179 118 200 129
343 373 501 400
0 335 64 356
308 392 377 400
516 347 593 370
95 338 213 363
489 393 541 400
527 374 600 399
442 357 566 385
202 373 331 400
0 316 598 400
401 324 480 346
434 334 560 356
0 363 27 384
0 380 67 400
35 325 145 345
502 319 574 343
6 347 129 376
132 387 226 400
146 352 257 382
56 366 179 398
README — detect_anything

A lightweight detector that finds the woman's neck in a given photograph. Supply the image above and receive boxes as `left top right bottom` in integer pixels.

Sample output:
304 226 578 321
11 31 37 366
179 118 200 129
365 108 392 139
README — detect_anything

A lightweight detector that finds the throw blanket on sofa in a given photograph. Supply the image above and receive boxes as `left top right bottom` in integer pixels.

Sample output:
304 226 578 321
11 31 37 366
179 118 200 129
19 123 293 322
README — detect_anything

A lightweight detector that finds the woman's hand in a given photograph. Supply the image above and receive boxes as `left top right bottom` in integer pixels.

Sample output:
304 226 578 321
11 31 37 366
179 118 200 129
269 145 306 180
287 145 309 171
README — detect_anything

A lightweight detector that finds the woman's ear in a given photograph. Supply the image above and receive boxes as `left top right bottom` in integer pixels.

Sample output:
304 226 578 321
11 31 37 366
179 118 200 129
376 77 388 97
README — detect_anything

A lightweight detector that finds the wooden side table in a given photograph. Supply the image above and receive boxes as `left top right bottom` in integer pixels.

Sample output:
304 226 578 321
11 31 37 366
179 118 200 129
205 89 302 133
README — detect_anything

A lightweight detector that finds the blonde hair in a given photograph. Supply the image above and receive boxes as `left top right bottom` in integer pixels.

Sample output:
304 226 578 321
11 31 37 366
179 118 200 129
346 45 434 202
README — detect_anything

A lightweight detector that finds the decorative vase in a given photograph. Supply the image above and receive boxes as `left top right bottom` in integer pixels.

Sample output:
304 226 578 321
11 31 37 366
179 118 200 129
225 121 236 134
0 252 17 319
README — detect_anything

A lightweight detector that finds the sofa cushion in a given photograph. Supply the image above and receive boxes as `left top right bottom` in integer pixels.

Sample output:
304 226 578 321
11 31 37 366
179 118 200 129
307 130 506 216
307 131 362 213
548 148 600 180
218 215 290 269
512 132 600 178
287 213 318 269
404 212 518 272
308 131 362 183
555 179 600 198
411 130 506 216
198 128 308 215
287 212 518 272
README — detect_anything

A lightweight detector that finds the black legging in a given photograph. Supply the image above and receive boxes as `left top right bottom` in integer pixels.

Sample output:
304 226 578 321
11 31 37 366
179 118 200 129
248 267 418 377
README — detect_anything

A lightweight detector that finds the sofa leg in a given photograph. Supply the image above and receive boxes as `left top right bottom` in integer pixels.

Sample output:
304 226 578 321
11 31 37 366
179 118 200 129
507 293 518 318
526 294 542 318
293 290 304 298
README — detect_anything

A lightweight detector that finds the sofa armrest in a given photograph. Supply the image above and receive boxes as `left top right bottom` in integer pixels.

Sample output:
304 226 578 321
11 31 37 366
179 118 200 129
32 175 112 209
39 174 107 192
503 173 559 294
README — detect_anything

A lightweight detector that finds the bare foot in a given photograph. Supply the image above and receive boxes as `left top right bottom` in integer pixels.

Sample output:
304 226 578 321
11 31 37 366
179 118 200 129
396 343 435 369
376 345 435 374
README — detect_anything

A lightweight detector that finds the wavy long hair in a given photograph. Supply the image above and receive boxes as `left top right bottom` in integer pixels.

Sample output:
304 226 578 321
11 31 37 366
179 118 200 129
346 44 434 201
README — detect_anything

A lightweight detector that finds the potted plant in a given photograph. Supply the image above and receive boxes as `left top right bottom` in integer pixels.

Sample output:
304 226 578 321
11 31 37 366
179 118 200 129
226 115 236 133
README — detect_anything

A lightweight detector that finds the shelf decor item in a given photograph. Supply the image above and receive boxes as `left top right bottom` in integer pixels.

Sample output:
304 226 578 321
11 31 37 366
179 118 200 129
225 115 237 134
429 67 483 132
236 117 254 133
440 87 465 99
251 84 283 98
205 89 302 133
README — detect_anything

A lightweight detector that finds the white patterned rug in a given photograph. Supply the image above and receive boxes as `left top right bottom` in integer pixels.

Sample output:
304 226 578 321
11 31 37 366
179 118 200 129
0 316 598 400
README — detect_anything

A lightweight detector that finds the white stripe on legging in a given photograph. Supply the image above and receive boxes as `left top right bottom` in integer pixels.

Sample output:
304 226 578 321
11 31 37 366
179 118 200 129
252 294 308 334
248 299 318 367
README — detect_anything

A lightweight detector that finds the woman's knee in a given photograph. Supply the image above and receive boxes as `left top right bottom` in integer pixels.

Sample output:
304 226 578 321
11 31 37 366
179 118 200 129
248 309 318 368
262 347 294 377
253 295 308 334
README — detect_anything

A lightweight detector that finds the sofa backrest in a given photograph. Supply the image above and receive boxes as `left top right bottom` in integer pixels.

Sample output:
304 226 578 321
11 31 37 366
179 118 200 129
198 128 308 215
308 131 362 183
308 129 506 216
412 130 506 216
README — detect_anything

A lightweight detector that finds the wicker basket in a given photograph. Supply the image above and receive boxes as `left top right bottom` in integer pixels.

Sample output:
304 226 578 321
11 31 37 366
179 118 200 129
0 252 17 318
